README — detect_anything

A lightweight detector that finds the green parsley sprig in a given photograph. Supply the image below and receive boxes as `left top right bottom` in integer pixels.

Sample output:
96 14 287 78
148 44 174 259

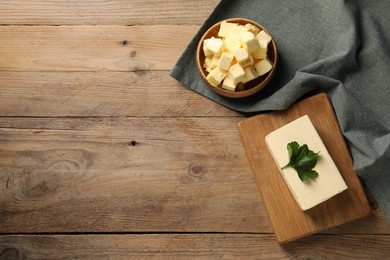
282 141 320 182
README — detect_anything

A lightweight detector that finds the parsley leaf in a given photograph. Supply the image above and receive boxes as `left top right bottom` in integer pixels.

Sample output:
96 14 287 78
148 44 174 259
282 141 319 182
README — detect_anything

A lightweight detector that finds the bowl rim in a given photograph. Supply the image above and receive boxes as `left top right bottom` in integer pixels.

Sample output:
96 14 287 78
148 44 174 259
196 18 278 98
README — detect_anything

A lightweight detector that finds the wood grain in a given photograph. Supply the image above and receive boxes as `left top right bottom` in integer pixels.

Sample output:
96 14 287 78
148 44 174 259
0 0 389 256
0 25 197 71
0 71 239 117
0 116 269 233
237 93 370 243
1 234 389 259
0 116 388 234
0 0 220 25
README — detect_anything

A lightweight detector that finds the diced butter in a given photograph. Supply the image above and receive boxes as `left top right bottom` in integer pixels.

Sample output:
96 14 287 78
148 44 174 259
240 55 254 68
204 57 212 69
218 22 239 38
218 22 249 40
242 65 258 83
240 31 260 53
206 67 227 87
218 52 234 71
203 37 224 57
204 56 219 73
224 37 242 53
254 58 273 76
265 115 348 211
228 63 245 84
234 48 250 64
256 30 272 45
202 21 274 92
244 23 260 35
221 76 237 91
251 40 267 59
203 45 213 58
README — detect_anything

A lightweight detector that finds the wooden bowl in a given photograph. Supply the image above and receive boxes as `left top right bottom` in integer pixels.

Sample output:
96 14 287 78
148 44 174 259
196 18 278 98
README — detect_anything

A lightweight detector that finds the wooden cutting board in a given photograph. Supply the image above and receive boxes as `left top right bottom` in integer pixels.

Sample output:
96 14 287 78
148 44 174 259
237 93 370 244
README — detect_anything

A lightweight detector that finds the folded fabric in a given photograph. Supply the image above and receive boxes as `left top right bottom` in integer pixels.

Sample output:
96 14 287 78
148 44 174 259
170 0 390 222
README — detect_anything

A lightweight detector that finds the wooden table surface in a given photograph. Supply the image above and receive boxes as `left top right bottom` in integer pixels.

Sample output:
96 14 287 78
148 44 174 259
0 1 389 259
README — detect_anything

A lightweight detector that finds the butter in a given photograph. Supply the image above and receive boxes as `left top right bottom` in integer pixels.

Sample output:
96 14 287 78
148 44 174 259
203 37 224 57
218 22 239 38
202 21 274 91
265 115 348 211
218 22 248 40
242 65 258 83
256 30 272 45
218 51 234 71
221 76 236 91
204 56 219 73
235 47 255 67
228 63 245 84
254 58 273 76
239 55 254 68
224 37 242 53
244 23 260 35
251 40 267 59
206 67 227 87
240 31 260 53
234 48 250 65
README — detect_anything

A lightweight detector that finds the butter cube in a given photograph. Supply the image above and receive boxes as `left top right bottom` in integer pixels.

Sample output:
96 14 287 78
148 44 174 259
234 48 250 64
203 45 213 58
221 76 237 91
240 55 254 68
219 22 248 40
204 57 212 68
224 37 242 53
228 63 245 84
206 67 227 87
218 51 234 71
235 25 249 40
203 37 224 57
204 56 219 73
251 40 267 59
244 23 260 35
218 22 239 38
242 65 258 83
265 115 348 210
256 30 272 45
254 58 273 76
240 31 260 52
204 57 212 72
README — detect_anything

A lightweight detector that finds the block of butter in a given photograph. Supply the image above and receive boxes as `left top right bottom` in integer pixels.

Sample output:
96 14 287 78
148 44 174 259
265 115 348 211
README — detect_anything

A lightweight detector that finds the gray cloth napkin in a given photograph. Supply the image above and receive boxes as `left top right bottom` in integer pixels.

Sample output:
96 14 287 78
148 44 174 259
170 0 390 222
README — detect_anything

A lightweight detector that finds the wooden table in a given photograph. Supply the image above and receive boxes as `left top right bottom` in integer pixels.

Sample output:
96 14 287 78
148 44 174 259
0 1 389 258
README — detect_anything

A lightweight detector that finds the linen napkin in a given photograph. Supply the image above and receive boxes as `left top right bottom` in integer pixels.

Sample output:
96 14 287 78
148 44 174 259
170 0 390 222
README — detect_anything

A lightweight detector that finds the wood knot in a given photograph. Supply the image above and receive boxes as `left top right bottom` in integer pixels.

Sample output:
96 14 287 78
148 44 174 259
128 140 137 146
188 162 205 179
0 248 22 259
131 64 148 76
130 50 137 57
120 40 129 46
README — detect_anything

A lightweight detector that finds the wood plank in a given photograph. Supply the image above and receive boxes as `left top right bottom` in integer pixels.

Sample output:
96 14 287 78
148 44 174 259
0 117 389 234
0 25 197 71
1 234 389 259
0 116 268 233
0 71 239 117
238 94 370 243
0 0 219 25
